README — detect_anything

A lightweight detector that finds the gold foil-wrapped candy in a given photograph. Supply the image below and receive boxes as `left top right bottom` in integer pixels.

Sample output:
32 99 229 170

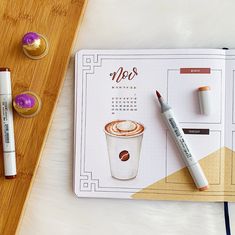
22 32 49 59
13 92 42 118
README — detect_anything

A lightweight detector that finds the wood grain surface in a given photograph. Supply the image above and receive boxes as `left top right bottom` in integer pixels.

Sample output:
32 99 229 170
0 0 86 234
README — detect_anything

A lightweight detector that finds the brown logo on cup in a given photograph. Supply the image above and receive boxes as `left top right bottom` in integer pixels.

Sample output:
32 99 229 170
119 150 130 161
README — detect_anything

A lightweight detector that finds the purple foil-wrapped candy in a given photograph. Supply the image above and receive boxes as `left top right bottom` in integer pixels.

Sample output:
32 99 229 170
14 94 35 109
22 32 40 46
13 92 42 118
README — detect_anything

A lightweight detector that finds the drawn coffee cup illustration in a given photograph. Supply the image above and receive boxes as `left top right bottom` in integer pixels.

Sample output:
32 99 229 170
104 120 144 180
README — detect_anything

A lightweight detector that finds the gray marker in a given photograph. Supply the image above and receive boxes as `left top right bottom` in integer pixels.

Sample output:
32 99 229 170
156 90 208 191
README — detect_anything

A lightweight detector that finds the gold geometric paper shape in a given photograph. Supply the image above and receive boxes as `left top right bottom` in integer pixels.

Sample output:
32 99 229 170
132 148 225 202
166 148 221 185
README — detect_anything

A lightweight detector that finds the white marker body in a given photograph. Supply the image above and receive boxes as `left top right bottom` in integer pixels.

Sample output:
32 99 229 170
0 71 16 177
162 109 208 189
198 89 211 115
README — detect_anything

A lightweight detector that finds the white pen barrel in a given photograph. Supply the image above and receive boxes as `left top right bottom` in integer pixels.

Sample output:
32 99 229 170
163 109 197 166
162 109 208 189
0 70 16 177
0 95 15 151
188 163 208 189
3 152 16 176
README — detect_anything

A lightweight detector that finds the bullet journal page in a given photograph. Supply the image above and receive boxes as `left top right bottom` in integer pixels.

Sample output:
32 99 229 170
74 49 228 201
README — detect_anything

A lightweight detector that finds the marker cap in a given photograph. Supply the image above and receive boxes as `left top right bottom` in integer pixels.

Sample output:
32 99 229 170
198 86 211 115
198 86 210 91
188 163 208 190
4 152 16 177
0 69 12 95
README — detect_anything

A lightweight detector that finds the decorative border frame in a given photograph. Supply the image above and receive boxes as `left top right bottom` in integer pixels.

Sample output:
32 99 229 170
75 52 226 195
232 70 235 124
231 131 235 185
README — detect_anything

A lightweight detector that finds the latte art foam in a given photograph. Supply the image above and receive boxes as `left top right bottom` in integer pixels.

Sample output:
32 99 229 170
105 120 144 137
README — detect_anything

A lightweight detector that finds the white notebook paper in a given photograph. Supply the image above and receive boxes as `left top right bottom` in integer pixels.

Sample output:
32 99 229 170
74 49 235 201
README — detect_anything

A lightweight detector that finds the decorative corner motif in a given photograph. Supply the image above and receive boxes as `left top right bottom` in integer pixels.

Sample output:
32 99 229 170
82 54 102 74
80 171 100 191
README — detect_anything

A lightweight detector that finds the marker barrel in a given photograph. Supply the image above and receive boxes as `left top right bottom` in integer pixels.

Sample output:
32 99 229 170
0 69 16 178
162 108 208 190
